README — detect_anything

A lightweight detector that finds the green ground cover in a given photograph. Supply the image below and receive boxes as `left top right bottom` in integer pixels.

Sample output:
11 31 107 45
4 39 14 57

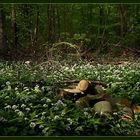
0 60 140 136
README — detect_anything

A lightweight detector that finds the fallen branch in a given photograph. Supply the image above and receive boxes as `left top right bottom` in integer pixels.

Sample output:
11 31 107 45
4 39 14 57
53 42 79 49
112 42 140 54
59 80 107 87
92 81 107 88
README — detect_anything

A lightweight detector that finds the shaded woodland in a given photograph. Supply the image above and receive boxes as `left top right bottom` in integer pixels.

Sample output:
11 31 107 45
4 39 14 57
0 4 140 136
0 4 140 61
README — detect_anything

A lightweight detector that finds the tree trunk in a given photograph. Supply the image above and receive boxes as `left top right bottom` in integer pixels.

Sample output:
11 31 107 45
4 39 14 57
118 4 128 37
0 4 6 51
23 4 33 48
33 5 39 47
98 5 107 51
86 4 93 25
29 5 33 47
56 5 60 40
99 5 104 34
63 5 67 40
47 4 55 44
11 4 18 48
52 5 56 42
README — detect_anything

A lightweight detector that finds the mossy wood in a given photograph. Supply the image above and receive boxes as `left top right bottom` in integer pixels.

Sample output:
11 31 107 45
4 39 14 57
75 93 110 109
92 101 112 116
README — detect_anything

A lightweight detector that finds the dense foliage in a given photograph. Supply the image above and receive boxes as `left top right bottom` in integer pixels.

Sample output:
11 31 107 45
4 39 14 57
0 4 140 60
0 60 140 136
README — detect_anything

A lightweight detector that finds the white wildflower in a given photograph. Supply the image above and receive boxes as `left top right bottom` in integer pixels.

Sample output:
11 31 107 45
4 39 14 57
12 105 18 110
136 82 140 86
25 61 30 64
5 105 11 109
64 67 69 71
54 106 59 111
7 85 11 91
6 81 10 85
15 109 20 112
41 86 45 92
34 85 41 93
24 117 28 121
16 91 20 95
15 87 18 91
71 67 75 72
43 104 48 107
30 122 36 128
46 98 51 103
39 125 44 129
42 127 49 134
80 66 83 69
18 111 24 117
66 125 71 131
5 96 10 99
67 118 73 125
84 112 89 116
42 112 46 116
113 112 118 115
21 104 26 108
23 87 29 92
54 115 60 120
61 110 66 116
111 83 116 87
41 116 45 120
83 108 89 111
130 70 135 73
29 103 33 106
40 66 44 70
41 98 44 101
114 70 120 74
42 129 46 134
25 108 30 111
56 100 64 106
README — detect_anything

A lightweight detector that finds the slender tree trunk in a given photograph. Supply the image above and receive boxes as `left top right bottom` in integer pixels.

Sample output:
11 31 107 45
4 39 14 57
99 5 104 34
33 6 39 47
47 4 55 44
88 4 93 23
28 5 33 47
63 5 67 40
97 5 107 53
67 4 73 37
52 5 56 42
0 4 6 50
56 5 60 40
81 6 86 33
70 4 74 36
11 4 18 48
118 4 128 37
23 4 33 48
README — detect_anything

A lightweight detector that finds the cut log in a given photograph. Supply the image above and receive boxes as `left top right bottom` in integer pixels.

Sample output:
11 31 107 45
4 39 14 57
121 107 133 121
63 80 89 94
131 105 140 114
92 101 112 116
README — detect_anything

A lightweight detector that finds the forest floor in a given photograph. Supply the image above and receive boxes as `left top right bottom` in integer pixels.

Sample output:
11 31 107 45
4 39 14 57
0 57 140 136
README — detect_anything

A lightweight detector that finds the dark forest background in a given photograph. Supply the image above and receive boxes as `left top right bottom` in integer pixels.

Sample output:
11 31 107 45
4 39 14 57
0 4 140 62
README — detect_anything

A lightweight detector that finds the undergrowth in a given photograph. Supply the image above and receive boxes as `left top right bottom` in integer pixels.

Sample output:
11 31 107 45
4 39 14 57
0 60 140 136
